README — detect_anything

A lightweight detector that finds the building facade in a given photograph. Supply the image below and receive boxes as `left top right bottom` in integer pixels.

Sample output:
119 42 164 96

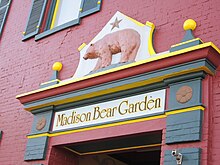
1 0 220 165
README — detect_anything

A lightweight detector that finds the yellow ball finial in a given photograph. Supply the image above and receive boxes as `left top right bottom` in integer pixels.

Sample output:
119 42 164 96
183 19 197 31
52 62 62 71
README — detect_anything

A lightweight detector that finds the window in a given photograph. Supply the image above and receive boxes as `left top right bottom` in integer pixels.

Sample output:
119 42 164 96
23 0 102 41
51 0 82 28
0 0 11 38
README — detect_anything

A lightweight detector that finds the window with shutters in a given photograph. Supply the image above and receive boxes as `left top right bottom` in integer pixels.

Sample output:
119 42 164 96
0 0 11 38
23 0 102 41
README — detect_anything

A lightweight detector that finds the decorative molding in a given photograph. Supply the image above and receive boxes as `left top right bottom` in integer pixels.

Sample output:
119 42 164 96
27 105 204 139
21 60 214 111
16 42 220 102
36 117 47 131
176 86 193 104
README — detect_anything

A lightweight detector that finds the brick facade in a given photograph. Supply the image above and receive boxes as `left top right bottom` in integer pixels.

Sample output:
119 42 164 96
1 0 220 164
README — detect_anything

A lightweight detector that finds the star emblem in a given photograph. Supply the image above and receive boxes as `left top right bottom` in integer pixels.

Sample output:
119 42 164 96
110 17 122 30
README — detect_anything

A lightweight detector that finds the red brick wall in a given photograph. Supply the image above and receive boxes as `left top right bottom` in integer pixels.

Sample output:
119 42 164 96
0 0 220 164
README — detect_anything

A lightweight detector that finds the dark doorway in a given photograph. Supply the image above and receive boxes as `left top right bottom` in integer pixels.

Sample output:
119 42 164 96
108 147 161 165
65 131 162 165
78 146 161 165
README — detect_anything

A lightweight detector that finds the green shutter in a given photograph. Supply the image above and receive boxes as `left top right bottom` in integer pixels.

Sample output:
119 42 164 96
23 0 47 40
79 0 102 18
0 0 10 37
0 0 9 7
0 130 2 140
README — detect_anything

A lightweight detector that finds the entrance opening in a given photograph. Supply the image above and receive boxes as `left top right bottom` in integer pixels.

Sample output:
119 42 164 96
65 131 162 165
108 147 161 165
78 146 161 165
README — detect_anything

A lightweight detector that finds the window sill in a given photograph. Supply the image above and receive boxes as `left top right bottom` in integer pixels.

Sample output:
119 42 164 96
35 18 80 41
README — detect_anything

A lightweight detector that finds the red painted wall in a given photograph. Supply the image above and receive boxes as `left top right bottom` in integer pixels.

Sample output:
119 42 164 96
0 0 220 164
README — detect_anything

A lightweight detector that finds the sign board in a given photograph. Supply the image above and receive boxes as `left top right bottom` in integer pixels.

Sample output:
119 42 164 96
73 11 155 79
52 89 166 131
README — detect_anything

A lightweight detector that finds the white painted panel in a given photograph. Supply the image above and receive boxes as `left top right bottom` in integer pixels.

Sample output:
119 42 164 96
53 89 166 131
54 0 81 27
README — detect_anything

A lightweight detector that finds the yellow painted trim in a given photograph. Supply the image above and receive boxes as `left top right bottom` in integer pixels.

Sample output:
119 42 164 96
27 105 204 139
19 66 213 110
50 0 60 29
78 43 87 51
166 106 205 116
210 42 220 54
40 79 60 85
65 143 161 156
16 42 219 99
119 17 156 55
146 21 156 55
28 114 166 138
27 133 50 138
171 38 204 48
64 147 82 155
22 65 213 111
145 21 154 28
